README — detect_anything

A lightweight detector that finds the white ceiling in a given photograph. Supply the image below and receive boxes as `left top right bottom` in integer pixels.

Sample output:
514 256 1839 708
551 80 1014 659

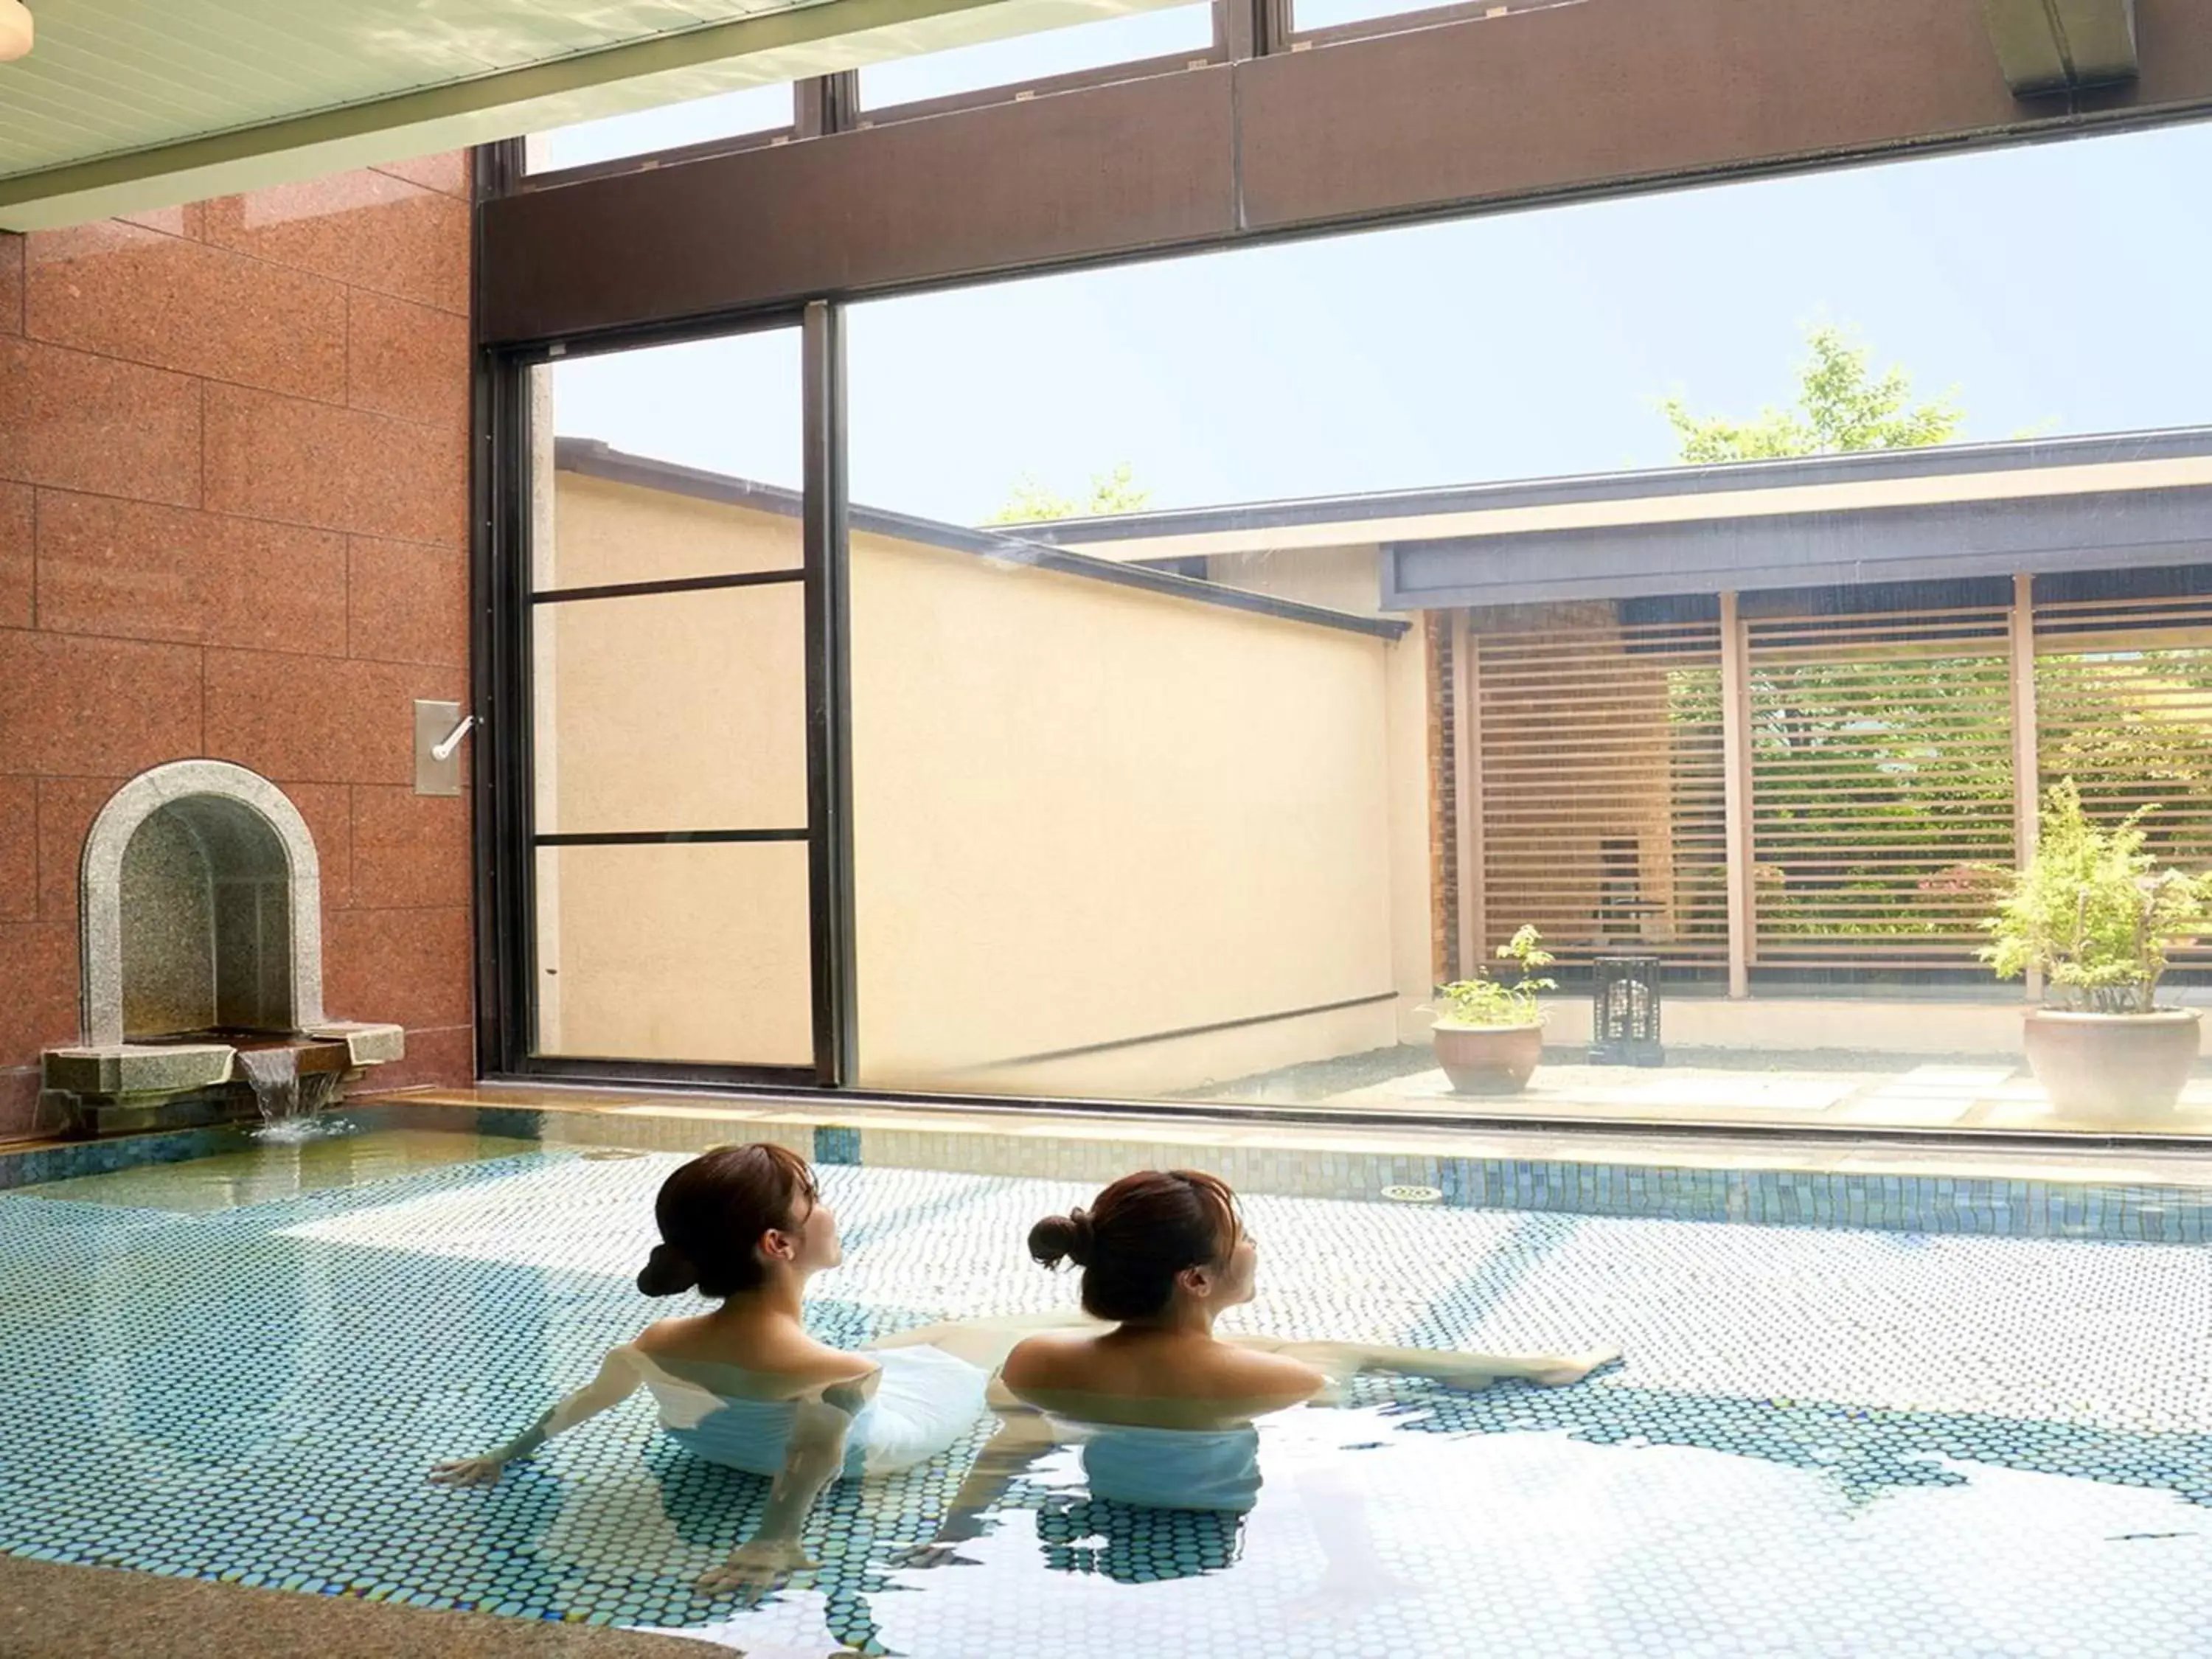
0 0 1173 229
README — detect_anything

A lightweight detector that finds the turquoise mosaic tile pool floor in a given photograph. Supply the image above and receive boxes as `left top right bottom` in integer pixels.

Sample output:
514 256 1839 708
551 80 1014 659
2 1129 2211 1656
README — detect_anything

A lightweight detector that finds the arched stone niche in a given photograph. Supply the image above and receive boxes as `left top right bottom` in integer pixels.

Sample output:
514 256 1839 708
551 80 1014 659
78 761 326 1048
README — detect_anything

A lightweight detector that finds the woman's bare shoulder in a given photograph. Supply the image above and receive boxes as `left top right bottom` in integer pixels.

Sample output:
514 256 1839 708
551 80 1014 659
1004 1331 1321 1411
631 1315 708 1354
1197 1343 1326 1402
1000 1329 1099 1391
800 1345 881 1385
634 1317 878 1390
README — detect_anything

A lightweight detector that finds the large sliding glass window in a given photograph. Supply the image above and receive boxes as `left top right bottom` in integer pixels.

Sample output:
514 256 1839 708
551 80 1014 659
490 116 2212 1135
526 328 815 1072
823 122 2212 1130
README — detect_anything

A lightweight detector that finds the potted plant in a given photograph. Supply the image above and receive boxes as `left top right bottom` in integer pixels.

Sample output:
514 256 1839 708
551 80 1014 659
1981 779 2211 1119
1427 925 1556 1096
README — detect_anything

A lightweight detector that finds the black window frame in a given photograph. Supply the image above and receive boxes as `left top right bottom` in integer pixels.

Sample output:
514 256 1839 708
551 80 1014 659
472 296 852 1091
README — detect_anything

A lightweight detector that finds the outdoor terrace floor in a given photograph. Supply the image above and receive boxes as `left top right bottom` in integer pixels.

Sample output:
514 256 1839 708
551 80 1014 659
1194 1045 2212 1137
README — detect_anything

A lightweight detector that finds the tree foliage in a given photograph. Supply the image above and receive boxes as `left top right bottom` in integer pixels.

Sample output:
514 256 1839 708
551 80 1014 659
1659 635 2212 952
1632 333 2211 964
1661 325 1964 464
984 462 1152 524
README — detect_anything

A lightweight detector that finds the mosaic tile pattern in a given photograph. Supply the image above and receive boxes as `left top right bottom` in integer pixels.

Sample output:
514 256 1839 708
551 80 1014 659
1 1130 2210 1657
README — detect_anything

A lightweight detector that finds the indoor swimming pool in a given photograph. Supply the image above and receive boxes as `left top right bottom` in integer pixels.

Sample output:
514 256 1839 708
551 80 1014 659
1 1116 2208 1658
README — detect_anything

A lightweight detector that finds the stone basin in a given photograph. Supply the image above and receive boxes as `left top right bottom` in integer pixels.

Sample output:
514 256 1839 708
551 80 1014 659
41 1022 406 1138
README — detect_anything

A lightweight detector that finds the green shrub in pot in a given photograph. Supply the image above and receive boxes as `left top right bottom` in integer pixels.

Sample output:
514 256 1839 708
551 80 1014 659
1426 926 1556 1096
1981 779 2211 1013
1981 779 2211 1118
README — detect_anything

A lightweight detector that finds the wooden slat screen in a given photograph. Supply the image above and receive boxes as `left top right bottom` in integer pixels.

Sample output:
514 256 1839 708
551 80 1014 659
2035 592 2212 968
1745 602 2016 967
1472 610 1727 967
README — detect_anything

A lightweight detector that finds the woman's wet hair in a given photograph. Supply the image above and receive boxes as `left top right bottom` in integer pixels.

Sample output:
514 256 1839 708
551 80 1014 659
637 1142 818 1298
1029 1169 1241 1321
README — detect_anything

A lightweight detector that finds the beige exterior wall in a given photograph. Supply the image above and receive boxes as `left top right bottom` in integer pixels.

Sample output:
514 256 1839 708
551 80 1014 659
543 841 814 1065
535 470 1431 1091
533 469 813 1065
851 528 1416 1096
538 467 801 589
538 583 807 836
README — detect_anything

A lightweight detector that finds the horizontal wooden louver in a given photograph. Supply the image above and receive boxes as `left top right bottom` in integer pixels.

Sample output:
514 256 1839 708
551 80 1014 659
2035 591 2212 969
1470 610 1728 968
1745 603 2015 967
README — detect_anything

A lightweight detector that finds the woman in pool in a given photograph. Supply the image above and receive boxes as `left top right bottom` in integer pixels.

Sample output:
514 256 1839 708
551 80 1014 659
990 1168 1618 1512
432 1147 1608 1579
430 1141 1031 1585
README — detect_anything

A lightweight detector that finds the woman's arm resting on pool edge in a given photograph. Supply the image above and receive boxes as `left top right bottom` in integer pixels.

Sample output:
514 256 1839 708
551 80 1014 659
429 1346 643 1486
1228 1338 1619 1391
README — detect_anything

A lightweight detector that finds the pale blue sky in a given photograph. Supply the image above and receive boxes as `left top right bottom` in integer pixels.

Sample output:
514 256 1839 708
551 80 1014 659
551 73 2212 526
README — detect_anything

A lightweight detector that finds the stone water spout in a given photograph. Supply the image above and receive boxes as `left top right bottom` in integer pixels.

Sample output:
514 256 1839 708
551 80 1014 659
39 760 404 1137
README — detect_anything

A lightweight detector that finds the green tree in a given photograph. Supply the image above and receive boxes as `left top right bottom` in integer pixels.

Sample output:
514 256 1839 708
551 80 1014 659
1652 331 2211 964
984 462 1152 524
1660 325 1963 463
1656 327 1981 947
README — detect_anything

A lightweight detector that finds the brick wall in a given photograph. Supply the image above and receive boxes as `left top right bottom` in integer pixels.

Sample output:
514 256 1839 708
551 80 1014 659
0 156 476 1138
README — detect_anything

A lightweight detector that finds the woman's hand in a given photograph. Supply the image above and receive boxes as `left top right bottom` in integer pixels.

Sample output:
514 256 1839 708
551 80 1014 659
696 1537 818 1598
428 1455 507 1488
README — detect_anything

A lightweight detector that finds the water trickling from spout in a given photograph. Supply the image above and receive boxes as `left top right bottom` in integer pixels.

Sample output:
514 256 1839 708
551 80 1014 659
234 1047 302 1124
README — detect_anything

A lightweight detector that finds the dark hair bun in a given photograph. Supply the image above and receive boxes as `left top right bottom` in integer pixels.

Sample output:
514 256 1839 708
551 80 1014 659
1027 1207 1094 1269
637 1242 700 1297
1026 1171 1239 1322
643 1143 818 1301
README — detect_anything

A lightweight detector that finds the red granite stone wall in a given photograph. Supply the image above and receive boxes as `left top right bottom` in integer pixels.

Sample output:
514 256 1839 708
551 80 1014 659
0 156 476 1138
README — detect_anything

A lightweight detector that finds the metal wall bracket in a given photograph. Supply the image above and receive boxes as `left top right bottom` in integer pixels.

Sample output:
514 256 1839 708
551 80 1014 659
414 700 472 796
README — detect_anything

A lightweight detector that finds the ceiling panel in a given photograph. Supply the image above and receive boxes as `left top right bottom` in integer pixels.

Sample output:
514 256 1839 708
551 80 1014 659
0 0 1189 229
0 0 815 177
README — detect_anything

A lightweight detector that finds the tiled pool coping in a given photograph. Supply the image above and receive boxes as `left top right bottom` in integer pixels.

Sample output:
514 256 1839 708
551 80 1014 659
10 1098 2212 1243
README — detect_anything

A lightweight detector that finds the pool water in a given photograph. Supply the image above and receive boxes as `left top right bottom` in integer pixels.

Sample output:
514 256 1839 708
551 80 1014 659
1 1127 2209 1657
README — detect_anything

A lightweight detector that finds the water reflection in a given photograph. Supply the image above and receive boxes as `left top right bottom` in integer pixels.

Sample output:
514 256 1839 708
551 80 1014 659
1032 1495 1247 1584
853 1416 2212 1659
21 1127 538 1213
7 1138 2211 1656
603 1369 2212 1655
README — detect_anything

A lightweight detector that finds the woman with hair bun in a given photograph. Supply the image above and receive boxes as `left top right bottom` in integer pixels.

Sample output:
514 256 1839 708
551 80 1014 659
429 1142 1032 1587
995 1169 1615 1512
